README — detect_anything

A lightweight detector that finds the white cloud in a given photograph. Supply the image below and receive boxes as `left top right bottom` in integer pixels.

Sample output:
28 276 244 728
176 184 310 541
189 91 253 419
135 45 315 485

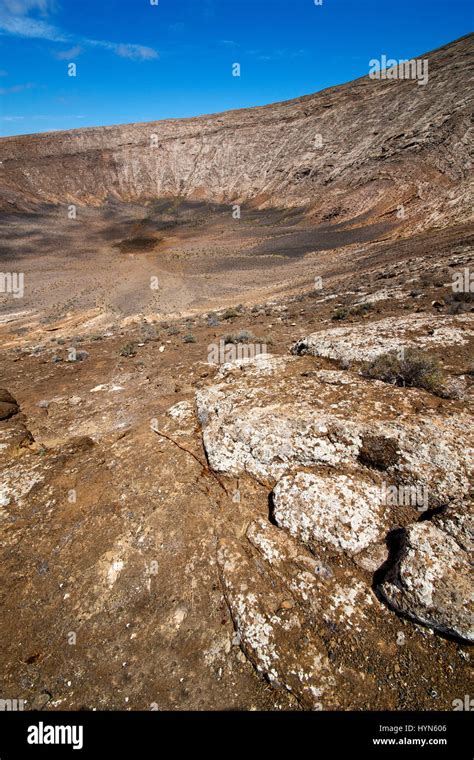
54 44 82 60
0 11 66 40
1 1 55 14
85 38 158 61
0 1 159 60
0 81 34 94
114 43 158 61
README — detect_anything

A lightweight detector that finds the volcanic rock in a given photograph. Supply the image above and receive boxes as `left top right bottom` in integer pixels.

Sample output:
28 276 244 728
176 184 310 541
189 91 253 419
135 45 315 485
378 520 474 642
272 471 388 555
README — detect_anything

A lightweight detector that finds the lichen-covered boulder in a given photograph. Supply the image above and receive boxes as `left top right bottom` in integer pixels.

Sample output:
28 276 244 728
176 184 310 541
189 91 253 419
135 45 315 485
196 355 473 506
272 471 388 555
291 315 474 363
378 521 474 642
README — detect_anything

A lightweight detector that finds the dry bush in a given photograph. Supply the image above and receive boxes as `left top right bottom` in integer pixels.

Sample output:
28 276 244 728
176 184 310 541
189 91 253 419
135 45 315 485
361 348 447 396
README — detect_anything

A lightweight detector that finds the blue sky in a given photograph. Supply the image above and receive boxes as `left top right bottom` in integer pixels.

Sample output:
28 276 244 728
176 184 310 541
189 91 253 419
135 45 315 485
0 0 472 136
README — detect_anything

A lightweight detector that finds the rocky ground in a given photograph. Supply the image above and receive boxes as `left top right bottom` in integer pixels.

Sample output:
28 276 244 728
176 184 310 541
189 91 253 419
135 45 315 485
0 221 472 711
0 32 472 713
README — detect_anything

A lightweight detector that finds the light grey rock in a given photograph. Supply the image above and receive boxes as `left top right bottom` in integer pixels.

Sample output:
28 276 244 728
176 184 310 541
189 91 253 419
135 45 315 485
217 518 397 708
272 471 388 555
353 541 389 573
292 315 474 363
432 506 474 555
246 518 383 636
378 521 474 642
196 355 473 506
217 535 337 709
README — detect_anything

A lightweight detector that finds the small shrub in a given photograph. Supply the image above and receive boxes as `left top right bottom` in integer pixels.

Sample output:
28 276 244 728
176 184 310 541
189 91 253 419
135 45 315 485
361 348 446 395
69 349 89 362
207 313 220 327
141 325 159 342
332 307 349 321
222 308 239 320
223 330 256 344
445 290 473 315
447 300 468 315
350 302 374 317
167 325 180 336
120 342 137 357
183 334 196 343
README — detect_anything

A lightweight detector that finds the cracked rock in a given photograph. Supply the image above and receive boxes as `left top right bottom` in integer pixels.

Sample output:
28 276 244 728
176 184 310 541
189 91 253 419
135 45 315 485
272 471 388 555
291 315 473 363
378 520 474 642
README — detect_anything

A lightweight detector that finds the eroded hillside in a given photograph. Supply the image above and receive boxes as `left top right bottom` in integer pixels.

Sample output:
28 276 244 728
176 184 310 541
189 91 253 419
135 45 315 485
0 35 473 234
0 34 473 713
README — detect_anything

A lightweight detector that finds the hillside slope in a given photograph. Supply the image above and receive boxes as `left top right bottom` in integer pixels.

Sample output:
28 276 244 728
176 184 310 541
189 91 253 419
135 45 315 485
0 34 472 232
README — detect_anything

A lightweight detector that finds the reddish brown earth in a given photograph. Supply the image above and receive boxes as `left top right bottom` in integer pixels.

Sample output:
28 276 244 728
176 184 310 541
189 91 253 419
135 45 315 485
0 34 472 712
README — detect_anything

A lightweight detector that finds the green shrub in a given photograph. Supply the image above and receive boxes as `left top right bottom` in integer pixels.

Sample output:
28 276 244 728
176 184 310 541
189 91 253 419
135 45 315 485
120 342 137 357
332 307 349 321
183 334 196 343
223 330 256 344
361 348 446 395
141 325 160 342
350 302 374 316
448 300 468 315
222 308 239 320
